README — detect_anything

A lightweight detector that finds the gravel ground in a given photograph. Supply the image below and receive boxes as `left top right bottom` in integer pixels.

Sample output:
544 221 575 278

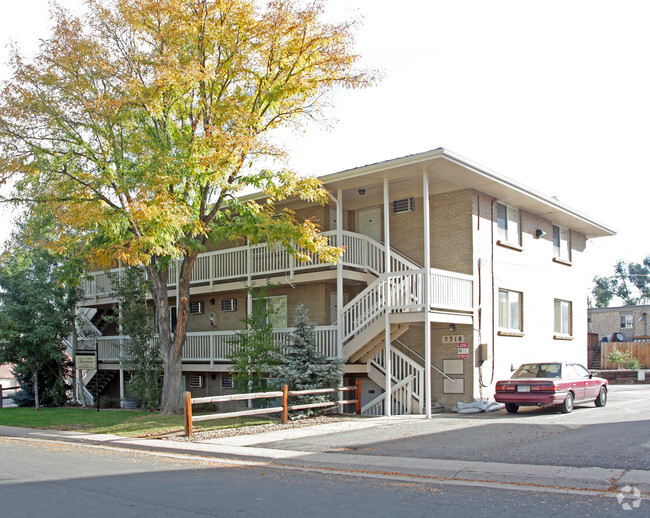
165 414 357 442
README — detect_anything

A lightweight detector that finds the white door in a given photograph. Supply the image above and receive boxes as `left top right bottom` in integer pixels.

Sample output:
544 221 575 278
358 207 382 242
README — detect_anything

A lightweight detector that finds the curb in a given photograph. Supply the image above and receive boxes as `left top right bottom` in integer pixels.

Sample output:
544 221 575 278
1 425 649 495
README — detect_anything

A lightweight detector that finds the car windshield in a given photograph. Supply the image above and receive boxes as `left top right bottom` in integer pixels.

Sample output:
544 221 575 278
511 363 562 379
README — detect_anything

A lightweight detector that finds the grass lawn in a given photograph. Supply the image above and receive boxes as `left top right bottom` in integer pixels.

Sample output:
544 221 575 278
0 406 273 437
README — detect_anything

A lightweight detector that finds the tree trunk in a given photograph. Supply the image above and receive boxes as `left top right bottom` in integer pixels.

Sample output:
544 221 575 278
33 368 40 411
148 252 198 414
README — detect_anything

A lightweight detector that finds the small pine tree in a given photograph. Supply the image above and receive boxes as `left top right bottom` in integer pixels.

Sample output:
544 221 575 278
274 304 343 416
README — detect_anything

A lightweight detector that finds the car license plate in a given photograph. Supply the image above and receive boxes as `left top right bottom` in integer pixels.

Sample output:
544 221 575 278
517 385 531 392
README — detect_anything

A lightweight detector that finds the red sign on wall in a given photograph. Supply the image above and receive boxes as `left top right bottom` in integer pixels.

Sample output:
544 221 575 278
458 343 470 359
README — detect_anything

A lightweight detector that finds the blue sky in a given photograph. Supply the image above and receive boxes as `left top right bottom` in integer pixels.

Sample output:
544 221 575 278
2 1 649 297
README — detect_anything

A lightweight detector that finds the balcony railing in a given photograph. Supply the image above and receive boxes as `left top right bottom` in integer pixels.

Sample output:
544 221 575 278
81 325 338 363
81 231 419 300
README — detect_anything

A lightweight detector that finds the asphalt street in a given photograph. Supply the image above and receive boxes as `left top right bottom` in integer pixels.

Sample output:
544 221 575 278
0 438 627 518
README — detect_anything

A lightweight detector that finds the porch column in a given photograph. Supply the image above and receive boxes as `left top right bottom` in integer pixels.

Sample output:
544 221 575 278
383 178 392 417
336 188 344 359
423 170 432 418
247 240 253 317
119 368 125 408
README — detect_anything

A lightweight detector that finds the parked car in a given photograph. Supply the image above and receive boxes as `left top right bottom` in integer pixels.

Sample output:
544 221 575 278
494 362 608 414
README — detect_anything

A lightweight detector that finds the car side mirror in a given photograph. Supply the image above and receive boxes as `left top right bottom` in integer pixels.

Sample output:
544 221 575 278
589 373 593 379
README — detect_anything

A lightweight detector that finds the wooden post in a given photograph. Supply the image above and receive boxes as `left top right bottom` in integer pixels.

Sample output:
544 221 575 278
356 379 362 415
281 384 289 424
183 391 193 437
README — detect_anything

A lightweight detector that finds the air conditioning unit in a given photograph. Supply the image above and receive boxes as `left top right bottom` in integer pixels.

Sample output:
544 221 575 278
221 298 237 312
189 301 204 314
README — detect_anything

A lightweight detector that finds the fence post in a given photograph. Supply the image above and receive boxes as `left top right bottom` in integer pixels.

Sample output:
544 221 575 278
281 384 289 424
356 379 362 415
0 385 3 409
184 391 193 437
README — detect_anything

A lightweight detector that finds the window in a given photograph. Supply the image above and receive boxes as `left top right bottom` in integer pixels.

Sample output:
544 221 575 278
554 299 572 336
553 225 570 261
620 314 633 328
221 376 233 389
393 197 415 214
253 295 288 328
499 289 522 332
497 203 521 246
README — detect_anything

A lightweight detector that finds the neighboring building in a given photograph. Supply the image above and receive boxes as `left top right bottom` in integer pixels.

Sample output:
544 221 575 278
0 364 17 390
588 305 650 342
76 148 614 414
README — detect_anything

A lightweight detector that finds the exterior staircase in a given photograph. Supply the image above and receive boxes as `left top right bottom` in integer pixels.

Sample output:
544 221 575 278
338 240 432 415
590 347 602 369
83 370 117 400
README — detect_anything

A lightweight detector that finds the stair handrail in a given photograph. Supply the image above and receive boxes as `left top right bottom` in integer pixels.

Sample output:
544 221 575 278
394 338 457 383
360 374 415 414
370 347 423 404
342 270 426 343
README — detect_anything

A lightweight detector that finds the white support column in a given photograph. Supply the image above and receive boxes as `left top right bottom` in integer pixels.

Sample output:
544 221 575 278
423 170 432 418
383 178 392 417
336 188 344 360
119 368 125 408
247 240 253 318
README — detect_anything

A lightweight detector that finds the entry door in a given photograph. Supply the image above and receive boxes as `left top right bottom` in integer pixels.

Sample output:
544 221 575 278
358 207 382 242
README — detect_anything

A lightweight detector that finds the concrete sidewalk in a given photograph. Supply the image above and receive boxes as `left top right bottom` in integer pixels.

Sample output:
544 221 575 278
1 423 648 495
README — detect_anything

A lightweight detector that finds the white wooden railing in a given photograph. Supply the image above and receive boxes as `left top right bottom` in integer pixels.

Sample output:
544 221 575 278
81 231 419 299
342 269 473 344
82 325 338 362
371 348 424 410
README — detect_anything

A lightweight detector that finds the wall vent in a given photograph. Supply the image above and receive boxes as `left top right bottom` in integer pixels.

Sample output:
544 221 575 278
221 298 237 312
189 375 204 388
189 301 204 314
393 197 415 214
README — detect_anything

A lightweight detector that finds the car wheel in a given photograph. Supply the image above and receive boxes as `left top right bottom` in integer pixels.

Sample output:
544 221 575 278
595 386 607 407
559 391 574 413
505 403 519 414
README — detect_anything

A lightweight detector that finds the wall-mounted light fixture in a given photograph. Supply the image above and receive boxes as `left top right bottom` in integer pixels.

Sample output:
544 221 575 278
358 189 366 195
535 229 546 238
449 324 456 332
210 298 216 305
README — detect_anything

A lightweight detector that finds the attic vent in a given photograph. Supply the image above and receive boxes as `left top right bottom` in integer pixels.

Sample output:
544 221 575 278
393 197 415 214
221 298 237 312
189 375 204 388
189 301 204 314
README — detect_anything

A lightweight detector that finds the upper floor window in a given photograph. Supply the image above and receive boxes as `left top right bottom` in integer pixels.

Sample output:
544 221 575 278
553 225 570 261
554 299 572 336
497 203 521 247
253 295 288 328
620 314 633 328
499 289 522 332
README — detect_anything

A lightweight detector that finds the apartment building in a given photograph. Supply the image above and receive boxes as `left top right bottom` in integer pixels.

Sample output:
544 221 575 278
77 148 614 414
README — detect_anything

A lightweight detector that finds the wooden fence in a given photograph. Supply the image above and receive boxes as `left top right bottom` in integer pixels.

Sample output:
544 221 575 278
183 383 361 437
601 342 650 369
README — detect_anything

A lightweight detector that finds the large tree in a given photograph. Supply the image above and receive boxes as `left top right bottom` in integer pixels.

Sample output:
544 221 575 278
0 224 81 410
0 0 373 412
592 257 650 307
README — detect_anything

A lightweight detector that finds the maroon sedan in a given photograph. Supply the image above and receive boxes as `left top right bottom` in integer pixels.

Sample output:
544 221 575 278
495 362 608 414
